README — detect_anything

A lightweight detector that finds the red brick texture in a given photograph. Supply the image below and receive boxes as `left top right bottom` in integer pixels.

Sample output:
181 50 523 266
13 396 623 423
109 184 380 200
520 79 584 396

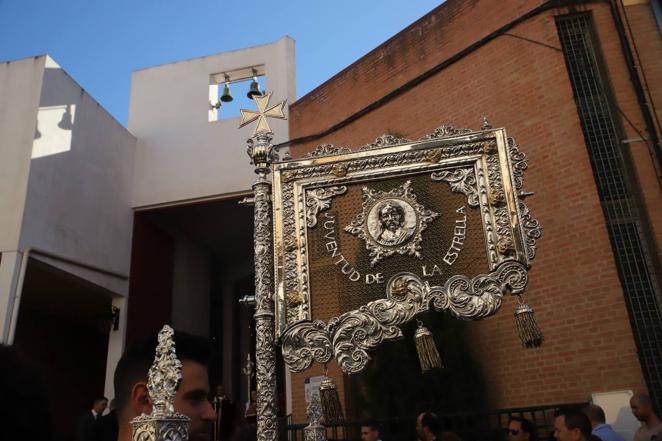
287 0 661 422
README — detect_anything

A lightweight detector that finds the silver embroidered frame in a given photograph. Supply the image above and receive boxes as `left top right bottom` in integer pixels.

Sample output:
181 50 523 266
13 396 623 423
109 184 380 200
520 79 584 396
272 125 541 374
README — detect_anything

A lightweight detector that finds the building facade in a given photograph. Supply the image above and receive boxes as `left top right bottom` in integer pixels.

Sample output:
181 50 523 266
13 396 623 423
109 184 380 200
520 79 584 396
288 0 662 425
0 37 295 439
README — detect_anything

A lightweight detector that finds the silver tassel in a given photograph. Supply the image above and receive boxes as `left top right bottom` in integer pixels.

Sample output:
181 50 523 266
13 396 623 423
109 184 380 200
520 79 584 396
319 368 344 424
514 297 544 348
415 320 442 373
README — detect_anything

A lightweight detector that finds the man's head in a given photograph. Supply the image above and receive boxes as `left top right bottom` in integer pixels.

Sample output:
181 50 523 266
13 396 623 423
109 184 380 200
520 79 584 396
92 396 109 414
216 385 225 397
506 416 537 441
113 331 215 441
416 412 440 441
581 405 606 429
554 410 591 441
361 420 380 441
379 203 404 232
630 394 655 422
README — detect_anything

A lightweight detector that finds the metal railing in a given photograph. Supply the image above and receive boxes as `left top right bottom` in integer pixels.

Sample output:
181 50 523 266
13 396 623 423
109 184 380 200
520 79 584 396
285 402 588 441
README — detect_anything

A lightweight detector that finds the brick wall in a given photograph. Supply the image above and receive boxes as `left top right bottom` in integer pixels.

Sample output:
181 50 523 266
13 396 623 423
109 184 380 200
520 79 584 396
287 0 661 422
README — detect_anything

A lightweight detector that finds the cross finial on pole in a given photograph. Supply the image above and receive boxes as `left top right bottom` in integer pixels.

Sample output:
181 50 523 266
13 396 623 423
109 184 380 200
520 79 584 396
239 92 287 136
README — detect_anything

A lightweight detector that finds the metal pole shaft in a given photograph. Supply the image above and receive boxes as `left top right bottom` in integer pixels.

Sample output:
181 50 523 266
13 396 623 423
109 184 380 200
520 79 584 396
250 132 278 441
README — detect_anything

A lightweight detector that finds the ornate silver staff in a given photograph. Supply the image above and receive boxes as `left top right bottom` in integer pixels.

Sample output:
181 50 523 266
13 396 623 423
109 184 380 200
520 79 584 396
239 92 286 441
131 325 189 441
304 393 326 441
242 352 255 409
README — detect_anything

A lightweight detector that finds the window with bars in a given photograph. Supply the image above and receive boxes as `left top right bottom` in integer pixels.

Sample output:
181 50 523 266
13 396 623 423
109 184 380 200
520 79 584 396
556 13 662 412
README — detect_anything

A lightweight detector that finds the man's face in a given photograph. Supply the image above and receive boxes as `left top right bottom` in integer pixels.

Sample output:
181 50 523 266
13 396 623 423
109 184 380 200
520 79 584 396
507 420 529 441
416 414 425 441
94 399 108 414
630 398 648 422
554 416 580 441
174 361 216 441
380 206 402 232
361 426 379 441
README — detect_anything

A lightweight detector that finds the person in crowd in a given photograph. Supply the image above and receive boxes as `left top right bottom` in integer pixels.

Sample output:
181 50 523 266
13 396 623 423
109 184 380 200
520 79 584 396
0 344 54 441
505 416 538 441
631 394 662 441
213 384 240 441
100 398 119 441
361 419 382 441
554 409 592 441
77 396 108 441
113 330 216 441
416 412 441 441
582 404 624 441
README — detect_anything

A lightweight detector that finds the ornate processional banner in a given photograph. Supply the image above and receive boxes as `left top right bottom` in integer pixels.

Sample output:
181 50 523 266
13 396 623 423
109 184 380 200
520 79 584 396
272 125 540 374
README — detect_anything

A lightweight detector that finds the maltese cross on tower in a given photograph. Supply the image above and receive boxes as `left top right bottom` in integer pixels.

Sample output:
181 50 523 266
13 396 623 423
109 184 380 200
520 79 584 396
239 92 287 136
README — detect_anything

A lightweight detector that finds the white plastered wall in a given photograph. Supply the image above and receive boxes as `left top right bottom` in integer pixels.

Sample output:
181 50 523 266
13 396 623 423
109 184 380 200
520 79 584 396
19 56 136 296
128 36 295 208
0 56 137 397
0 56 45 342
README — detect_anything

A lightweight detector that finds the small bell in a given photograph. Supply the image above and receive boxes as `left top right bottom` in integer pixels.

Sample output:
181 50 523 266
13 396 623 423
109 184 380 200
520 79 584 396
514 296 544 348
221 82 233 102
318 367 344 424
247 77 262 99
414 320 442 373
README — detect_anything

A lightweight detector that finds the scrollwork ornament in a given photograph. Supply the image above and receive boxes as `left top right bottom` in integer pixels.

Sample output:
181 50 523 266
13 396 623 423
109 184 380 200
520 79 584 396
132 423 156 441
281 261 528 374
305 186 347 228
302 143 351 158
358 133 411 151
281 320 332 371
419 124 472 140
508 137 528 190
431 168 480 207
518 199 541 261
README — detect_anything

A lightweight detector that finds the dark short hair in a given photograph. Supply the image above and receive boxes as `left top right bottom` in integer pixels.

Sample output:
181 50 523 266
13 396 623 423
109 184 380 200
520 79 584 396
113 331 211 417
582 405 606 424
420 412 441 436
93 396 109 404
509 417 538 441
362 419 380 432
556 410 591 440
631 394 652 406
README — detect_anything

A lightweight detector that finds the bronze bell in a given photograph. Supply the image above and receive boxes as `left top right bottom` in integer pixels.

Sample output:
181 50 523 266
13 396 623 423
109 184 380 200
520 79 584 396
221 83 233 102
247 78 261 99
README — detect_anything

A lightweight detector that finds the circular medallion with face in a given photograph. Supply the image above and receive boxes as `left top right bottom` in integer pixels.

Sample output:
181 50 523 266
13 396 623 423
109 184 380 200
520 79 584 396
367 199 418 247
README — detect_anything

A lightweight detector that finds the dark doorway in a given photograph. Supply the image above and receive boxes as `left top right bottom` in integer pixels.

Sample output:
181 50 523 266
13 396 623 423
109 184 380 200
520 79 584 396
131 196 255 405
13 258 113 441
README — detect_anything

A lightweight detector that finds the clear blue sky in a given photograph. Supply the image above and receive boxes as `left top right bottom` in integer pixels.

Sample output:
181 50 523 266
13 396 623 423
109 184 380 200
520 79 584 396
0 0 443 126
